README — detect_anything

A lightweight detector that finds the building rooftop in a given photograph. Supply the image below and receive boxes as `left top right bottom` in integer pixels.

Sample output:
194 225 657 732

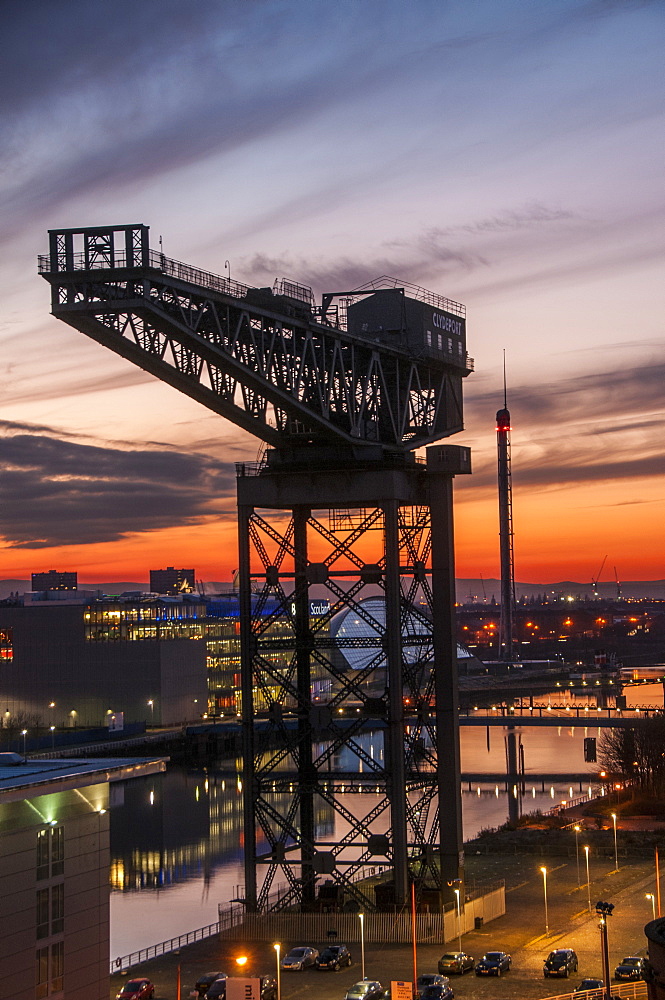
0 756 166 804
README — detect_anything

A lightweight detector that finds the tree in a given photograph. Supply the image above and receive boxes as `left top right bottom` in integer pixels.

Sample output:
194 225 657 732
598 716 665 795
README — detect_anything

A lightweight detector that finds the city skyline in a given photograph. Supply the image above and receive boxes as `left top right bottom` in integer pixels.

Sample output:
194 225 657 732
1 0 664 583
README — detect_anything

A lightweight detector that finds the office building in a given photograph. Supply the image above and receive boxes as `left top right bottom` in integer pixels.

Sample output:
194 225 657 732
31 571 77 592
150 567 195 595
0 754 165 1000
0 595 207 727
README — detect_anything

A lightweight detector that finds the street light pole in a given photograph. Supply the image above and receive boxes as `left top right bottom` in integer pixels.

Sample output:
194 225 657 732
21 728 27 755
584 846 592 913
595 901 614 1000
647 894 657 921
574 824 581 888
611 813 618 871
147 699 154 727
50 726 55 752
273 943 281 1000
359 912 365 980
540 867 549 935
454 888 462 952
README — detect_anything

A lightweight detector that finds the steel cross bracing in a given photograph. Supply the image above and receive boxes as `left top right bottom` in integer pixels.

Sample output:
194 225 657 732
239 500 446 912
38 225 468 455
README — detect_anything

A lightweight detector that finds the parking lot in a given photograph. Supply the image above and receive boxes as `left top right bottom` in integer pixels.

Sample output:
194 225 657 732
111 852 658 1000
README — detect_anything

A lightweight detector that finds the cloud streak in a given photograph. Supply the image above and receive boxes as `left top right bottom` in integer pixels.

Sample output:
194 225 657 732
0 421 236 548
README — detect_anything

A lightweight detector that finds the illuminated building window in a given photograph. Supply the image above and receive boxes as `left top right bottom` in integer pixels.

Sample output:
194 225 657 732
0 627 12 661
36 888 49 939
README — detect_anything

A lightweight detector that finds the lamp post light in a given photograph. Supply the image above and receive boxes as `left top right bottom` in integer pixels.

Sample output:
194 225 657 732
647 894 657 921
611 813 618 871
540 867 549 935
21 728 27 755
359 912 365 980
50 726 55 752
584 845 592 913
273 944 281 1000
454 888 462 952
574 825 581 888
147 699 154 727
235 956 248 974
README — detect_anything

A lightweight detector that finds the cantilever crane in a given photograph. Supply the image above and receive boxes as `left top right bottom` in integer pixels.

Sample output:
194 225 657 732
39 224 473 912
591 555 608 597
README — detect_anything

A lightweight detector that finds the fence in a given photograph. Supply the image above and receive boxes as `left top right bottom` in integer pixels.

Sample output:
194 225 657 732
110 920 221 974
218 886 505 943
545 984 647 1000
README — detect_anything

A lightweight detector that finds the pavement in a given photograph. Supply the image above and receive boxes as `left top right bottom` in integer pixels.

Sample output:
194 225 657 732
110 852 658 1000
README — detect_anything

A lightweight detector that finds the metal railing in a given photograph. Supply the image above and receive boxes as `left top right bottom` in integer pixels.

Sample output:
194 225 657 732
38 249 250 302
110 919 223 974
544 983 647 1000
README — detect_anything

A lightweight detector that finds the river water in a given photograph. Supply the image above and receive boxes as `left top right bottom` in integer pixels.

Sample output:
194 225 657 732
108 682 662 960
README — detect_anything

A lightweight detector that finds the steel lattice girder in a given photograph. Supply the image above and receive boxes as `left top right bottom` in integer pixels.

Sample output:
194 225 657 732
39 226 467 453
238 495 449 913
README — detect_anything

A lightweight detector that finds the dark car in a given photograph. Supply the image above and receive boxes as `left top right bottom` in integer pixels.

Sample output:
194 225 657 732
206 978 228 1000
575 979 604 995
115 980 155 1000
544 949 578 978
344 980 384 1000
420 986 454 1000
194 973 226 997
317 944 353 970
437 953 474 975
260 976 278 1000
281 946 319 971
475 952 512 976
416 974 450 995
614 957 647 982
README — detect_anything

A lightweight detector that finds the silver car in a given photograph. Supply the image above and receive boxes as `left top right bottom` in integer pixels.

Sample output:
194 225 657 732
281 947 319 971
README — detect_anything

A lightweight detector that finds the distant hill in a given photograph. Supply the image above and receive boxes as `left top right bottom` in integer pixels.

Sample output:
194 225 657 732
457 578 665 602
2 577 664 602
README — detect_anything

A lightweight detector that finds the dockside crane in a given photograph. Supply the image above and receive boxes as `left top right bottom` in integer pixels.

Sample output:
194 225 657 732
39 223 473 912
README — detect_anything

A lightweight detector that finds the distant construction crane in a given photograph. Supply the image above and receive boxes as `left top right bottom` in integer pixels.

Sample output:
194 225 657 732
614 566 622 600
591 555 608 598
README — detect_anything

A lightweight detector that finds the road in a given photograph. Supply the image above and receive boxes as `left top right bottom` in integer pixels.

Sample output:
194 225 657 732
111 853 657 1000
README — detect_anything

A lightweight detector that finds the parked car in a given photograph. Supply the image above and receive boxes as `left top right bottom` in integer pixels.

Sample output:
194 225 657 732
206 978 228 1000
416 974 450 995
575 979 604 995
614 957 647 981
475 952 512 976
281 946 319 971
437 953 474 975
194 972 226 997
260 976 278 1000
420 985 454 1000
317 944 353 970
544 949 578 978
344 980 385 1000
115 980 155 1000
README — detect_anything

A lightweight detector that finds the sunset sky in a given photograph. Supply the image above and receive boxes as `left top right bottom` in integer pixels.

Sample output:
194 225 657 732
1 0 664 585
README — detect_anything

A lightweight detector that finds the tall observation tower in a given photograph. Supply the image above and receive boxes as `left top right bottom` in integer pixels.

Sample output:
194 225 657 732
496 367 516 660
